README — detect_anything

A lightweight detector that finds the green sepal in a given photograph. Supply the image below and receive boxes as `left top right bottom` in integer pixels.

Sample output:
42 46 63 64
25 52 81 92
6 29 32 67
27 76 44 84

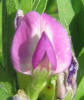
17 68 48 100
38 75 57 100
27 68 48 100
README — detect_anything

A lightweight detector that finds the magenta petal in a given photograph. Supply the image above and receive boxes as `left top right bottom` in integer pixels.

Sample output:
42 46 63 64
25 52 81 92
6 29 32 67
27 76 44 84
41 13 72 73
11 12 41 75
32 32 56 70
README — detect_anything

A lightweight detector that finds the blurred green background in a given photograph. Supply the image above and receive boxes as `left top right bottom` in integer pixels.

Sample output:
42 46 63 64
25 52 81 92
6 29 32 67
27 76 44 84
0 0 84 100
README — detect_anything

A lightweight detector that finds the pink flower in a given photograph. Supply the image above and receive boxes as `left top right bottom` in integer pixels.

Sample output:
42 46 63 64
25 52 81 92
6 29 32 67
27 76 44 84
11 11 72 75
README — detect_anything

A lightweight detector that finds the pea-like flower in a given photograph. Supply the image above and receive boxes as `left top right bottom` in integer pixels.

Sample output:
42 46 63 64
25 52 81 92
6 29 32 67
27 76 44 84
11 11 72 75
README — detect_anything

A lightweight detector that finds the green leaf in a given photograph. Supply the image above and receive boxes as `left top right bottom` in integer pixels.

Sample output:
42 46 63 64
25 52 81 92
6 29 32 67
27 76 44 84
0 82 13 100
45 0 57 14
63 90 73 100
74 77 84 100
81 0 84 7
69 10 84 57
0 67 14 100
32 0 48 14
57 0 83 33
57 0 84 57
50 13 59 21
32 0 40 10
70 0 82 14
74 48 84 100
19 0 33 14
57 0 75 31
14 0 33 13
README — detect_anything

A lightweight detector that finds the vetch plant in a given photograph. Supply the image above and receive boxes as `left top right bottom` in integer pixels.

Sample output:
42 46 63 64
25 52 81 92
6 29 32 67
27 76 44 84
11 10 78 100
2 0 84 100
